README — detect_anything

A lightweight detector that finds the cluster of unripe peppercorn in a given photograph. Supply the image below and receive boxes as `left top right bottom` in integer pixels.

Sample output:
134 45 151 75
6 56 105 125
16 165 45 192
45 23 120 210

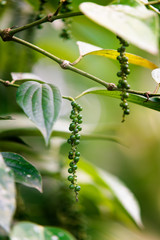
60 0 73 40
116 36 130 121
67 101 83 201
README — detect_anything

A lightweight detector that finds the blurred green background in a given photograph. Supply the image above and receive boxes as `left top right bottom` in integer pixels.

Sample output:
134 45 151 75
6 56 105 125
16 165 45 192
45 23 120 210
0 1 160 240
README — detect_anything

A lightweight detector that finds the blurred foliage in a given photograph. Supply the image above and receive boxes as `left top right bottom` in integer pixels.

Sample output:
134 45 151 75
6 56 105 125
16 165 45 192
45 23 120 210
0 0 160 240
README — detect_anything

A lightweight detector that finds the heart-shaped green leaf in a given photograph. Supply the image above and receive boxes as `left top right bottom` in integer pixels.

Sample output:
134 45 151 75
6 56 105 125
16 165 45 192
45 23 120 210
80 3 159 54
2 152 42 192
76 87 160 112
16 81 62 145
76 41 158 70
10 222 76 240
0 153 16 233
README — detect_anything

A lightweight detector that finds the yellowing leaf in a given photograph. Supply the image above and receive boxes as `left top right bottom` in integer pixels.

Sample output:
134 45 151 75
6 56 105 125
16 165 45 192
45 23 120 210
76 41 158 70
80 3 159 54
87 49 158 70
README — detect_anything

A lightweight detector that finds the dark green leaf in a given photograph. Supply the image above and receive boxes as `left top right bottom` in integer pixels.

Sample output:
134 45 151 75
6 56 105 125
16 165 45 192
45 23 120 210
76 88 160 112
16 81 62 145
0 154 16 233
2 152 42 192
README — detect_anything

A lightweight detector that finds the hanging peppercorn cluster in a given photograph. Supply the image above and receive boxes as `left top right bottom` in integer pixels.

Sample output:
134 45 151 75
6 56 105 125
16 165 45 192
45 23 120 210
60 0 73 40
67 100 83 201
116 36 131 122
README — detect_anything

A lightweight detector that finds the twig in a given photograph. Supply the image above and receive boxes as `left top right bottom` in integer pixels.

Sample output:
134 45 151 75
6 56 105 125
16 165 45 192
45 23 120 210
8 12 83 35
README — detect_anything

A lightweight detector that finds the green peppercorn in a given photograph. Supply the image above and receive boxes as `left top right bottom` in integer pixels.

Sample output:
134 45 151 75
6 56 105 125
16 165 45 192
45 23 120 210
117 71 122 77
124 109 130 115
69 184 75 189
75 133 81 139
70 114 75 119
74 128 79 133
75 139 80 145
78 119 83 124
122 56 128 62
124 41 129 47
68 168 73 173
77 105 83 111
75 151 80 156
73 117 78 123
69 161 74 167
77 126 82 131
77 114 82 120
122 92 129 98
69 122 76 131
121 80 128 88
70 135 76 141
71 110 75 115
126 84 130 89
71 101 77 107
75 185 81 191
121 64 129 70
117 55 122 61
68 175 74 181
124 68 130 74
117 83 122 89
67 139 72 144
68 154 73 159
73 165 78 170
69 151 73 156
122 102 129 109
74 156 80 162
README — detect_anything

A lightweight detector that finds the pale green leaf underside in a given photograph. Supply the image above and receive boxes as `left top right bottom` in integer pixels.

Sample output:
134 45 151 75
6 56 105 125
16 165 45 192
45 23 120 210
76 87 160 112
16 81 61 145
80 3 158 54
0 154 16 233
2 152 42 192
79 160 142 227
10 222 76 240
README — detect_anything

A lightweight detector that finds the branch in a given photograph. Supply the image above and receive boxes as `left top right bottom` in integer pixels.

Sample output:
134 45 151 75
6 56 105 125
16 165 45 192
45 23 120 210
0 79 19 88
1 77 160 100
11 36 110 88
9 12 83 36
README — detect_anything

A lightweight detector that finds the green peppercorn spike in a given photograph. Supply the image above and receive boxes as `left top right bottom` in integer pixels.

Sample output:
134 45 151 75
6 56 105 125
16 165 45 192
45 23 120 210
67 100 83 200
116 35 130 121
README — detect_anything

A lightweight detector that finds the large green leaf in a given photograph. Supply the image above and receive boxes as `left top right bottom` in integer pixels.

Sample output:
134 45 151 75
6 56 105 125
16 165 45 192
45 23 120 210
76 41 158 70
0 153 16 233
78 159 142 227
76 87 160 112
10 222 76 240
2 152 42 192
16 81 62 145
80 2 159 54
